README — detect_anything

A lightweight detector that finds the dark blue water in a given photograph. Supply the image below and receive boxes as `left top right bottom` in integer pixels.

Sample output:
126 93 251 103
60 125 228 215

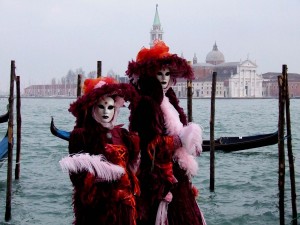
0 98 299 224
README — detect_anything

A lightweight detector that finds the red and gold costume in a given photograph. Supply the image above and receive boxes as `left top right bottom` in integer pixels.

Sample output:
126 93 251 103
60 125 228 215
69 125 140 225
127 41 206 225
60 78 140 225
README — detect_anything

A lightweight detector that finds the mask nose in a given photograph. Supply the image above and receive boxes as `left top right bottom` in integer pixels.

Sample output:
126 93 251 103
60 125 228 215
103 107 108 114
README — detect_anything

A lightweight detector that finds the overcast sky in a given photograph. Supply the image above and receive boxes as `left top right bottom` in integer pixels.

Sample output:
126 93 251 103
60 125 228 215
0 0 299 93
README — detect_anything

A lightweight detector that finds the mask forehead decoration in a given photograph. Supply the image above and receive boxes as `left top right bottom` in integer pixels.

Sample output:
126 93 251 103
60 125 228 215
69 77 137 129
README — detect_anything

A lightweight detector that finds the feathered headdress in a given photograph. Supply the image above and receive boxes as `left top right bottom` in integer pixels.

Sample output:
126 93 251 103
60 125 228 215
69 77 138 128
126 41 194 85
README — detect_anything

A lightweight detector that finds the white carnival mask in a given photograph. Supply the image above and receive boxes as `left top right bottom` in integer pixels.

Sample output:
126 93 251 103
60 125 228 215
156 68 171 89
94 96 115 124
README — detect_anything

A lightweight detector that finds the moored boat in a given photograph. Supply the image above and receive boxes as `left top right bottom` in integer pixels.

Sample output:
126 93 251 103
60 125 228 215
0 111 9 123
0 111 9 165
50 117 70 141
0 131 8 163
50 118 278 152
202 131 278 152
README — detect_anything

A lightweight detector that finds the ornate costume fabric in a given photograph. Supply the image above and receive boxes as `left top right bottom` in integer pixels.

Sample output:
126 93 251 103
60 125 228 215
60 78 140 225
129 77 205 225
68 124 140 225
127 41 206 225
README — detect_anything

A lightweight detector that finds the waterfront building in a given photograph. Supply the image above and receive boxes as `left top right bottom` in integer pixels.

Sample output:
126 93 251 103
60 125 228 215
172 42 264 98
174 78 225 98
228 60 263 98
262 72 300 98
23 75 130 97
24 84 77 97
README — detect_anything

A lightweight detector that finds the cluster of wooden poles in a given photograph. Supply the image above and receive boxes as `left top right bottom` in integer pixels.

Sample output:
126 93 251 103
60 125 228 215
2 60 297 224
277 65 297 225
2 59 97 222
201 66 297 225
4 60 22 221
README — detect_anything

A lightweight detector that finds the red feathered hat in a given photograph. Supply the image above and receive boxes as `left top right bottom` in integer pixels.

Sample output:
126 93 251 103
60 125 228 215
126 41 194 84
69 77 138 119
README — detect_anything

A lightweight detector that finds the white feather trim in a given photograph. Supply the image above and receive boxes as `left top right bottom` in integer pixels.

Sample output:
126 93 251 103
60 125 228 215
155 201 169 225
155 192 173 225
59 153 125 182
179 123 203 156
94 80 106 89
160 96 183 135
173 147 198 178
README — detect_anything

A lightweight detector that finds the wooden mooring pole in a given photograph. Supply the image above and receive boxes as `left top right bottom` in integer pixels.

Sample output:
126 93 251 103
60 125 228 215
5 60 15 221
278 68 286 225
210 72 217 191
187 79 193 122
283 65 297 225
97 61 102 78
187 61 193 122
77 74 82 98
15 76 21 180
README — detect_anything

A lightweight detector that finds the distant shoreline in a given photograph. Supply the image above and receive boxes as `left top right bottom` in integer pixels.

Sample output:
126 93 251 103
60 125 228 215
0 95 299 100
0 95 77 99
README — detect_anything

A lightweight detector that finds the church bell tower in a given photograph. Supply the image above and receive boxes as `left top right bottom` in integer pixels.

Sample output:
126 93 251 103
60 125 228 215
150 4 164 47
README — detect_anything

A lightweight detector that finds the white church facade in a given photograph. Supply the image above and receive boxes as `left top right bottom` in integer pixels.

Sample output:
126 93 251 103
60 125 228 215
172 44 264 98
228 60 263 97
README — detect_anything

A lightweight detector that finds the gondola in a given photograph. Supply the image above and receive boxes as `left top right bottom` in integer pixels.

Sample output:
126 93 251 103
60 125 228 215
202 131 278 152
50 117 70 141
0 111 9 164
50 118 278 152
0 131 8 162
0 111 9 123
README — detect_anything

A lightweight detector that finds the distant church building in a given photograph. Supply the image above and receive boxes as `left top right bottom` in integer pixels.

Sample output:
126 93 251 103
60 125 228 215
188 43 264 98
228 60 263 97
205 43 225 65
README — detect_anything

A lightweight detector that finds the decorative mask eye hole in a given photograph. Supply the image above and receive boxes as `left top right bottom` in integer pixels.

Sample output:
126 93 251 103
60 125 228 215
165 72 170 76
98 104 105 109
108 105 114 110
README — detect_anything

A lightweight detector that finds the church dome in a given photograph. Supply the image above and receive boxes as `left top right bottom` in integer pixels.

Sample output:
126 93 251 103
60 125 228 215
206 42 225 65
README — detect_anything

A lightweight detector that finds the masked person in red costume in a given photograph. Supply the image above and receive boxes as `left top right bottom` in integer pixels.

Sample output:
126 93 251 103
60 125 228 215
126 41 206 225
59 77 140 225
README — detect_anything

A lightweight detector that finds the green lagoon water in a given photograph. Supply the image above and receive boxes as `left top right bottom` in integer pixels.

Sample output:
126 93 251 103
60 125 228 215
0 98 299 224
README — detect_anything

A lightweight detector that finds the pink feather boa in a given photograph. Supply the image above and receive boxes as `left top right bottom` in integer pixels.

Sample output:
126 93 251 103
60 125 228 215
160 95 203 176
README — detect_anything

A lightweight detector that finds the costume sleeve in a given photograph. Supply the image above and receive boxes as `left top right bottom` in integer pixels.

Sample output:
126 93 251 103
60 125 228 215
69 128 86 155
67 128 105 207
68 128 88 188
